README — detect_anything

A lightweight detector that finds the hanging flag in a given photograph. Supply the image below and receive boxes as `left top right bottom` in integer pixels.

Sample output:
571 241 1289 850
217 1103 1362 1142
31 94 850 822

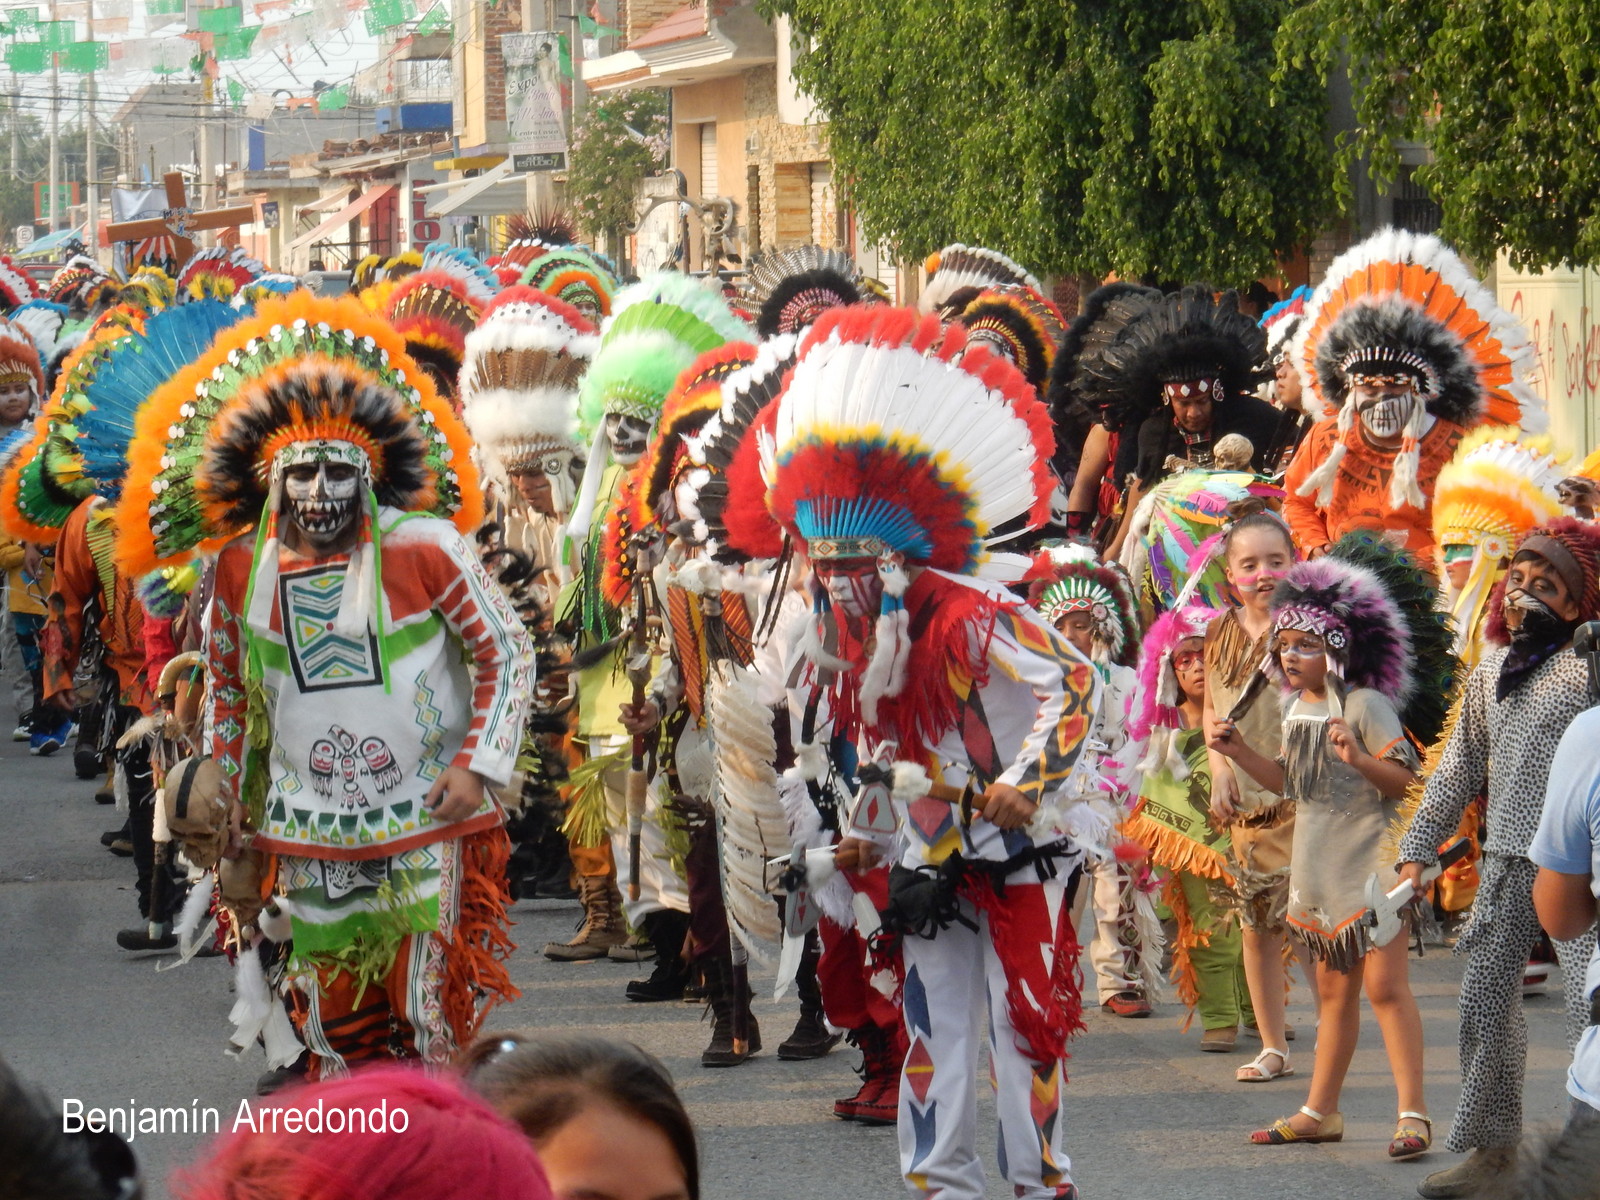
213 25 259 59
318 83 349 110
59 39 109 72
4 41 46 72
196 5 243 32
36 19 75 46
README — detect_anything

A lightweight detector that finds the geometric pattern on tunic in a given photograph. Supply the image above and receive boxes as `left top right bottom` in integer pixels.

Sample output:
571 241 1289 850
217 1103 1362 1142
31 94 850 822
280 565 381 692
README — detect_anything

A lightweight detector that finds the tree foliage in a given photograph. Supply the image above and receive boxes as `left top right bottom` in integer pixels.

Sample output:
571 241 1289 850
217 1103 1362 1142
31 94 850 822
1281 0 1600 270
764 0 1333 285
566 89 671 248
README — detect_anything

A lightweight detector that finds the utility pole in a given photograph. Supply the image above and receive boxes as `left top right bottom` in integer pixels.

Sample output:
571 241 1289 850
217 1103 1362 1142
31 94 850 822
85 3 97 257
47 0 59 232
8 71 18 178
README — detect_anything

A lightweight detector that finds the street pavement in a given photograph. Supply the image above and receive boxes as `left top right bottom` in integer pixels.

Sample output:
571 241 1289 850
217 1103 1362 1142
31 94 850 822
0 715 1580 1200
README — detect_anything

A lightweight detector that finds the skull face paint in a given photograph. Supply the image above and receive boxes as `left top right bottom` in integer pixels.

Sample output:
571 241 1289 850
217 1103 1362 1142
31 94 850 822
1351 379 1418 442
605 413 653 465
283 461 362 550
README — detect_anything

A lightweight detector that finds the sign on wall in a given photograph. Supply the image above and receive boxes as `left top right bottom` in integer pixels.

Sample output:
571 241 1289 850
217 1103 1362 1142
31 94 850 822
502 32 568 173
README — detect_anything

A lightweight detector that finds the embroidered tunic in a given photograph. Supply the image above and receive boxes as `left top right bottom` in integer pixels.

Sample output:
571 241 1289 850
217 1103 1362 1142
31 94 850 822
208 510 534 863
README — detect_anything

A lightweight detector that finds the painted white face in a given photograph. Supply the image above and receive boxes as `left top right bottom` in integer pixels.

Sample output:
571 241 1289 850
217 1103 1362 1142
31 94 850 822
283 461 361 548
1352 380 1418 440
605 413 653 465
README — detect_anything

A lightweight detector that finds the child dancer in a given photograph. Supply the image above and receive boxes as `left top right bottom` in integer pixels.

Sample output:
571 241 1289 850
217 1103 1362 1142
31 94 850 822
1201 504 1300 1081
1123 604 1254 1050
1211 535 1454 1158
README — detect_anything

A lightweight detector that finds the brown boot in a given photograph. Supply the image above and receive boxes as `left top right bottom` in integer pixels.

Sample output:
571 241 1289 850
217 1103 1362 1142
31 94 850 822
1418 1147 1516 1199
701 955 761 1067
542 874 628 961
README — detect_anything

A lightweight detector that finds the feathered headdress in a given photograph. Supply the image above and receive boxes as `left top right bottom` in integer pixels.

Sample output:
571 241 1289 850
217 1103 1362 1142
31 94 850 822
114 292 480 581
1119 469 1285 612
46 255 112 309
1271 533 1456 744
176 246 265 304
919 243 1040 318
461 285 597 475
1293 229 1542 509
120 265 177 313
381 249 422 282
1044 282 1162 480
0 255 38 312
351 254 384 292
566 272 749 540
520 246 620 320
9 301 69 380
1024 543 1139 667
1260 286 1312 366
0 316 45 403
768 305 1053 575
383 266 492 401
1072 285 1270 438
1432 426 1567 660
494 209 578 280
955 286 1066 394
695 334 799 563
1127 603 1220 777
739 245 863 339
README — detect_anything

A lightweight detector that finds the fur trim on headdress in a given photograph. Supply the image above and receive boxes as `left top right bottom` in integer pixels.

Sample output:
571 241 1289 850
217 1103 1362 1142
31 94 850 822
1023 543 1139 666
768 306 1054 576
1293 228 1540 433
919 243 1041 317
460 287 597 474
1072 285 1270 437
116 292 480 579
740 245 863 338
955 286 1066 393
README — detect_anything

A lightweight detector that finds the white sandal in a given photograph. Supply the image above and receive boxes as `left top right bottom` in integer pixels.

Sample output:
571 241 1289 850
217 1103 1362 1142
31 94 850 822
1236 1047 1294 1082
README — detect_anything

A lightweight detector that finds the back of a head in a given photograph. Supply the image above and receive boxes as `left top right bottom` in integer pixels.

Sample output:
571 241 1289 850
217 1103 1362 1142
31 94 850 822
175 1066 551 1200
463 1032 700 1200
0 1057 135 1200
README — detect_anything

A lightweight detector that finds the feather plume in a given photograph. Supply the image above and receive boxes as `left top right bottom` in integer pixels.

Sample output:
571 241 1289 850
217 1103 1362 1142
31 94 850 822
176 246 264 304
954 285 1066 392
0 254 39 311
695 334 797 563
1045 282 1162 480
1293 228 1541 430
919 243 1041 316
740 245 863 338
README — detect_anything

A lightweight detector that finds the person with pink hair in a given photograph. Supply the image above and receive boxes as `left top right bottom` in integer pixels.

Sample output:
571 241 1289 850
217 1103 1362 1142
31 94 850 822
174 1067 553 1200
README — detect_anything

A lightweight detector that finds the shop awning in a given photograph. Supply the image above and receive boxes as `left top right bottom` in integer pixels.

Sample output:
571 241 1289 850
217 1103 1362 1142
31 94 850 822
298 191 350 216
417 160 525 218
284 184 397 252
14 225 85 259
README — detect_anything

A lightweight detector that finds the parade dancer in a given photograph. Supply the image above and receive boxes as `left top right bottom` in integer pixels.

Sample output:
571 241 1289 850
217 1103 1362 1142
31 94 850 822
1024 544 1161 1017
1211 535 1454 1159
119 293 529 1075
766 305 1095 1200
550 273 749 963
1121 604 1255 1050
1284 229 1543 568
1396 519 1600 1198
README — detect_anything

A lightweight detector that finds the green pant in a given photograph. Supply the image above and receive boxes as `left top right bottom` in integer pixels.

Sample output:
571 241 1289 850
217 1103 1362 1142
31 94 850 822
1177 870 1255 1031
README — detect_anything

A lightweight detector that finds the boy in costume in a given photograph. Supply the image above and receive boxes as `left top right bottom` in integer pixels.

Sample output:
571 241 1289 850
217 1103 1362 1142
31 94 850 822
119 293 530 1074
1284 230 1543 567
769 305 1096 1200
1397 519 1600 1198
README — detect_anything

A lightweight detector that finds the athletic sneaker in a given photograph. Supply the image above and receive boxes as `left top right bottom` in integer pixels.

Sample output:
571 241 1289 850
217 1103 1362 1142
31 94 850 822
11 721 29 742
29 714 71 757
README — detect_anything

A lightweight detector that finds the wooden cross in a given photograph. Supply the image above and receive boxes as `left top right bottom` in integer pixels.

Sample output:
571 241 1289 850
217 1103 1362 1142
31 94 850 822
104 171 257 270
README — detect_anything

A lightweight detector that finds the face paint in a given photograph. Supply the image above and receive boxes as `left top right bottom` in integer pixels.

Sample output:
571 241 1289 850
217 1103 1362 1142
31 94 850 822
605 413 652 465
1228 566 1288 594
1353 383 1417 440
283 461 361 549
814 558 883 619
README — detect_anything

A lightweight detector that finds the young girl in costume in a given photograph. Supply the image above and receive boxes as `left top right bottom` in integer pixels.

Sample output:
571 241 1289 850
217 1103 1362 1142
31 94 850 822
1211 535 1452 1159
1122 604 1255 1050
1200 503 1300 1081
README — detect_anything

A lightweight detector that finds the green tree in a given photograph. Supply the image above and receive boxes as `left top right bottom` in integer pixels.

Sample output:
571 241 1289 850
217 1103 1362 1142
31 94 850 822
1281 0 1600 270
566 89 670 254
763 0 1333 285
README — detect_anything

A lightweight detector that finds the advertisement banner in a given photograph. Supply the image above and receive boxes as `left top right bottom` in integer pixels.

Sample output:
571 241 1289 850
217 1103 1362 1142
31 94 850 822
502 31 568 172
110 185 165 274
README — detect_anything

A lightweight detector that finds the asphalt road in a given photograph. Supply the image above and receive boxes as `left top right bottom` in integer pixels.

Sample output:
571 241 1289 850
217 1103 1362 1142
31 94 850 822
0 711 1579 1200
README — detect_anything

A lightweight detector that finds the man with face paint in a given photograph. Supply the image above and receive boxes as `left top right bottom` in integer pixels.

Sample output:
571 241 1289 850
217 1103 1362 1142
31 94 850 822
552 272 750 962
1396 519 1600 1198
766 306 1096 1200
171 296 532 1078
1283 230 1544 570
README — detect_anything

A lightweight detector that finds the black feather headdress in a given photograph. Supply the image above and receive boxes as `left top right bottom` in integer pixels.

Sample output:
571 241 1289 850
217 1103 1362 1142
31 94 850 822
1073 285 1270 436
740 246 863 338
1043 282 1161 478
